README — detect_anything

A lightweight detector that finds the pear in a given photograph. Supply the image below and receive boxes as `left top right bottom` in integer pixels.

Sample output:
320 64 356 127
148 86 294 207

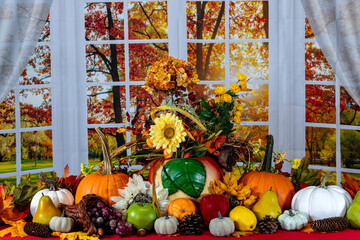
32 194 62 226
347 191 360 228
252 187 282 220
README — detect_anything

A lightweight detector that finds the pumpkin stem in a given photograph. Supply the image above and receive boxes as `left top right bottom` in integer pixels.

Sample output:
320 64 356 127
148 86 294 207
218 211 223 219
165 211 169 219
261 135 274 173
39 174 58 191
319 171 332 188
289 209 294 217
270 187 272 191
95 127 112 175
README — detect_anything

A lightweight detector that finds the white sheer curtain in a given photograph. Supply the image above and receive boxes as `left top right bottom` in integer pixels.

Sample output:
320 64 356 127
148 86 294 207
0 0 53 102
301 0 360 105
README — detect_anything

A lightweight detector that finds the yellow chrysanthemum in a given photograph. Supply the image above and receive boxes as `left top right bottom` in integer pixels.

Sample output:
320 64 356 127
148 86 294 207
223 94 232 103
292 159 301 169
214 87 227 95
240 81 247 90
214 95 223 103
149 112 187 154
237 72 247 81
234 111 242 117
234 115 241 125
236 103 244 111
230 83 241 93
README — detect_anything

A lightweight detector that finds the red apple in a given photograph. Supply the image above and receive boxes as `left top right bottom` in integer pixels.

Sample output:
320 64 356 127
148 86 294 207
200 193 229 226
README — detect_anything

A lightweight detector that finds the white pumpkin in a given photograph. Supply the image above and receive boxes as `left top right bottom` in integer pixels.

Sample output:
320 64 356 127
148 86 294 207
209 212 235 237
278 209 308 231
49 216 74 233
30 177 74 216
291 172 352 221
154 212 179 235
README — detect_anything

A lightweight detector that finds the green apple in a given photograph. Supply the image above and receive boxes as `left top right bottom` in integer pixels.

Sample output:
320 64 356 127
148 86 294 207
127 203 157 231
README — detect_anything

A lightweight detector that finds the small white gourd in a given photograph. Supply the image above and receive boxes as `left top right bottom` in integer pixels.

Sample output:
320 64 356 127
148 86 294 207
49 216 74 233
278 209 308 231
154 212 179 235
209 212 235 237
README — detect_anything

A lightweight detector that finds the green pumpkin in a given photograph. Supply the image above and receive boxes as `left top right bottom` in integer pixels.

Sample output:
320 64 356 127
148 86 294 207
162 158 206 198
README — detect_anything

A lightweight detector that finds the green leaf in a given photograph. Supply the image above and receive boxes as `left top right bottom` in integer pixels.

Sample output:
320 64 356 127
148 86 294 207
198 109 211 121
200 98 211 112
162 158 206 198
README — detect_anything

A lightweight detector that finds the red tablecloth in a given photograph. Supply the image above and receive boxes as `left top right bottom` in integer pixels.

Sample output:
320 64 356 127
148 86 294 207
1 228 360 240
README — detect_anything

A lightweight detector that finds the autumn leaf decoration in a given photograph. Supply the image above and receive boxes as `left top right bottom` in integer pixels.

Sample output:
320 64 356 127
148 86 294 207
58 165 84 194
0 219 27 238
0 183 28 224
342 172 360 199
210 173 257 208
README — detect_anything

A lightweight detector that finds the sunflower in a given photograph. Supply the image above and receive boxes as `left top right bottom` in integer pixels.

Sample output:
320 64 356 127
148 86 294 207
150 112 187 154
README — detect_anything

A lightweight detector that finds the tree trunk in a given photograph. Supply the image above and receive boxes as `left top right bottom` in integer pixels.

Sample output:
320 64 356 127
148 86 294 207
106 5 126 151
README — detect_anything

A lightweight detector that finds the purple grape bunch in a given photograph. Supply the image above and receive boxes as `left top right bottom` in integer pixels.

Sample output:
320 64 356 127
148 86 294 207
87 201 132 237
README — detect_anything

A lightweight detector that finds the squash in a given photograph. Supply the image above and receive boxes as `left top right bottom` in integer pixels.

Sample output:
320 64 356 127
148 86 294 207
209 212 235 237
239 135 295 211
49 216 74 233
154 212 179 235
148 157 222 201
291 172 352 221
167 198 196 220
278 209 308 231
75 127 129 205
30 177 74 216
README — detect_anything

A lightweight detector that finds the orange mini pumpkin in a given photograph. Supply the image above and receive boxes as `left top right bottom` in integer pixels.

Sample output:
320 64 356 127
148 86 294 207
239 135 295 211
167 198 197 220
75 128 129 205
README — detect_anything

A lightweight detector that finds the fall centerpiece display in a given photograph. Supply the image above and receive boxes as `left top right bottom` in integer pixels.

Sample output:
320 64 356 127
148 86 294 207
1 57 359 239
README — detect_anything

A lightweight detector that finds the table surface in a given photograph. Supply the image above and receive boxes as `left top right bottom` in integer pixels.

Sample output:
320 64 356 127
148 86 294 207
1 228 360 240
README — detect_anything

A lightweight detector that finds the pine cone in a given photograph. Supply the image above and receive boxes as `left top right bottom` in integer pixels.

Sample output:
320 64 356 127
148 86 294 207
258 215 279 234
59 194 106 232
179 213 205 235
24 222 51 238
311 217 349 232
132 193 152 204
224 193 240 210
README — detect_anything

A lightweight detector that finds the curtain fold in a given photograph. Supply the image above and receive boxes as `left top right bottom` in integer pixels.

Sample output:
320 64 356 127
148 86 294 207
301 0 360 105
0 0 53 102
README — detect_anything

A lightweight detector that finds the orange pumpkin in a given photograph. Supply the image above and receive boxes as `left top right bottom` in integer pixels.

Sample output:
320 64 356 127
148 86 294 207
75 128 129 205
167 198 197 220
239 135 295 211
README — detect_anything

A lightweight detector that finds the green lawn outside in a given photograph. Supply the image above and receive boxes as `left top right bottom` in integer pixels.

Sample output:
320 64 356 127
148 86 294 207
0 159 53 174
0 172 54 186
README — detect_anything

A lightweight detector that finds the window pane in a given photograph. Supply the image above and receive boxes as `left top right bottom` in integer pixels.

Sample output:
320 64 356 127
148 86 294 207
130 85 165 115
306 127 336 167
129 43 168 81
0 133 16 174
341 129 360 169
305 42 335 81
0 90 15 130
20 88 52 128
20 45 51 85
88 127 126 165
240 83 268 122
230 1 268 39
192 84 224 101
86 44 125 83
38 14 50 42
85 2 124 41
306 84 335 124
235 125 268 162
21 130 53 171
187 43 225 80
187 1 225 40
340 86 360 126
305 18 314 39
128 1 168 40
230 42 269 81
87 85 126 124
